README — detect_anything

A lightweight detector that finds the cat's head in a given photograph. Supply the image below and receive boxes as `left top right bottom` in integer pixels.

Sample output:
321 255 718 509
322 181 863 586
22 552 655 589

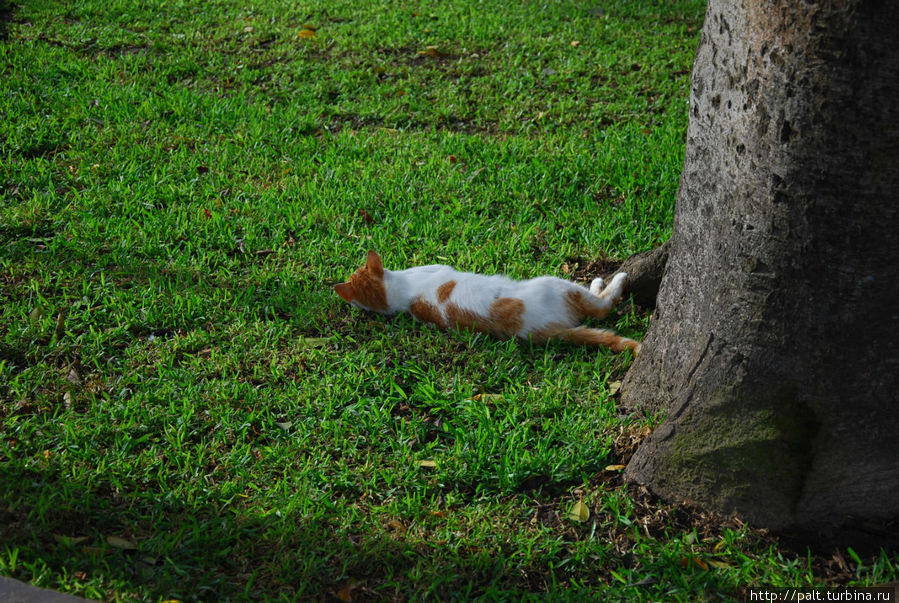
334 250 389 313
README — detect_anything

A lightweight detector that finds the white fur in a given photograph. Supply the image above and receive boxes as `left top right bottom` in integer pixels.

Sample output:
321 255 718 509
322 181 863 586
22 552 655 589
375 264 628 339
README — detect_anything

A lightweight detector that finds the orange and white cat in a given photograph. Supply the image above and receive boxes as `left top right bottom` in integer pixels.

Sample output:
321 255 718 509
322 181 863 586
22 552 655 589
335 251 641 354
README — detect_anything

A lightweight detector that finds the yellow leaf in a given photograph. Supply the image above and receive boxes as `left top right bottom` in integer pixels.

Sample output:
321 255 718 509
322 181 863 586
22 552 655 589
385 519 406 533
570 40 581 47
604 464 626 471
472 393 503 403
298 28 316 39
416 459 437 468
608 381 622 395
706 559 732 570
418 45 444 58
568 501 590 522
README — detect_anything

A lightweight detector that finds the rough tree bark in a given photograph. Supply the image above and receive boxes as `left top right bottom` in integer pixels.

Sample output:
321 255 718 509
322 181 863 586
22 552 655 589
620 0 899 547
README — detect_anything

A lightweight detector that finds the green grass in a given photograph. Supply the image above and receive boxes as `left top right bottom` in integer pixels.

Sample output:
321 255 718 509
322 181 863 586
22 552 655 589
1 0 896 600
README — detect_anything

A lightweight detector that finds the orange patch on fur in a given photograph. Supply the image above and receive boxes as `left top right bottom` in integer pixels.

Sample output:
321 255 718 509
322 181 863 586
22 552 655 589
342 265 388 312
565 289 610 321
436 280 456 304
488 297 525 334
410 297 445 327
445 303 487 333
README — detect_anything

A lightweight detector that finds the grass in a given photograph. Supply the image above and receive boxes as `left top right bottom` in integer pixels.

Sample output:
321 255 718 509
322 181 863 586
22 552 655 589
1 0 896 600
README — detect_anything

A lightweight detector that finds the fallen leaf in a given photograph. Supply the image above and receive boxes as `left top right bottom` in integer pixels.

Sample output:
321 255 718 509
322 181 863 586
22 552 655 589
604 464 626 471
243 26 253 33
446 154 458 164
63 391 73 410
67 367 81 385
678 556 708 570
385 519 406 533
298 28 316 39
706 559 732 570
429 510 448 518
416 459 437 468
274 421 293 431
561 263 570 274
358 209 375 224
106 535 137 550
336 585 356 602
53 534 89 546
418 45 444 58
608 380 622 395
299 337 331 347
568 500 590 522
570 40 581 47
55 310 67 338
29 306 44 326
472 393 503 403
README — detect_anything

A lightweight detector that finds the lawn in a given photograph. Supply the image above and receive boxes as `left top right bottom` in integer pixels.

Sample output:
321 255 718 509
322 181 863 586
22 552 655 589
1 0 896 600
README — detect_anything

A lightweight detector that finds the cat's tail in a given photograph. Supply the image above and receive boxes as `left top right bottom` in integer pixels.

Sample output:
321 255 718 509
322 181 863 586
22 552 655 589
542 325 642 355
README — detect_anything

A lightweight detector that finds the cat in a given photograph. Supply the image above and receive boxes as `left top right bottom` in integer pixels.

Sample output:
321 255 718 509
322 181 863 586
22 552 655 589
335 250 641 354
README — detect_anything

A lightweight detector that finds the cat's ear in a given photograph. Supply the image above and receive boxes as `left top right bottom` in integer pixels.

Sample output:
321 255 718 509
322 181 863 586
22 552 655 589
366 250 384 278
334 282 354 302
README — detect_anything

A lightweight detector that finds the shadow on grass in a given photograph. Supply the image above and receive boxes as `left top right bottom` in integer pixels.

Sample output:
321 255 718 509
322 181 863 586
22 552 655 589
0 463 564 599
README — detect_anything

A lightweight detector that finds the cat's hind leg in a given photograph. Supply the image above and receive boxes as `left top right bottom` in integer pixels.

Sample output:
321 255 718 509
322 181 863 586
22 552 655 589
572 273 628 320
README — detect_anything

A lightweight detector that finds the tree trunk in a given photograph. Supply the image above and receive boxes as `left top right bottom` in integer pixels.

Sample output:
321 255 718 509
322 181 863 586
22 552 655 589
621 0 899 548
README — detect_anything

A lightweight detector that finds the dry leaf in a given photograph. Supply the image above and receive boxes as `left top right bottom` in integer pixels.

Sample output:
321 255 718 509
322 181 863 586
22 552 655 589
243 26 254 33
29 306 44 326
106 535 137 550
55 310 67 337
608 380 622 395
298 28 316 39
561 263 570 274
385 519 406 533
300 337 331 347
706 559 732 570
472 393 503 403
53 534 89 546
358 209 375 224
336 585 356 602
570 40 581 47
568 500 590 522
678 556 708 570
418 45 444 58
447 154 458 164
604 464 626 471
63 392 73 410
416 459 437 468
67 367 81 385
274 421 293 431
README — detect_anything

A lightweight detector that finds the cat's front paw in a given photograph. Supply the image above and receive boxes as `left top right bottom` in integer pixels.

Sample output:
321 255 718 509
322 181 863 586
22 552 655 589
601 272 627 301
